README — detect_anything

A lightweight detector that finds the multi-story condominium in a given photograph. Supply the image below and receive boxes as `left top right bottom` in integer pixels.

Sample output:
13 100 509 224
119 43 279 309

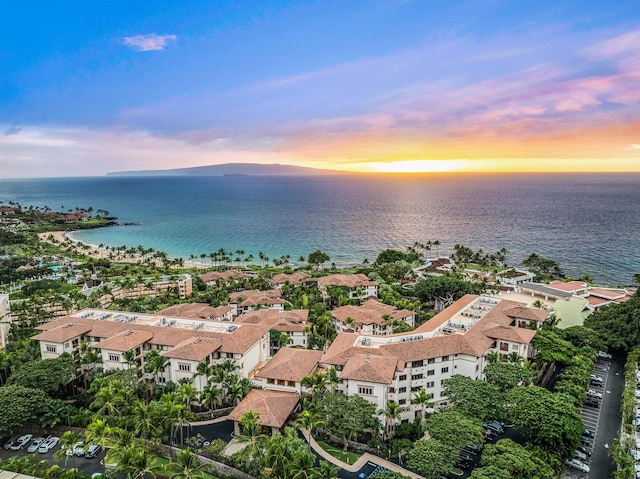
331 298 415 335
270 272 313 289
31 308 270 390
234 309 309 353
320 294 548 423
316 273 379 302
155 303 234 322
83 274 193 307
0 294 10 348
228 289 285 316
200 270 250 288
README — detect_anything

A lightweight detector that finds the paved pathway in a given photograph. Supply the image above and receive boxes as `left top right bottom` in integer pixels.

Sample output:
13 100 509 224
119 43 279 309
302 429 423 479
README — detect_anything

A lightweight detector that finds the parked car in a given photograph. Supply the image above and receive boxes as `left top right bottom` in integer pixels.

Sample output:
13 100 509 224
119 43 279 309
38 436 59 453
4 437 19 450
483 423 504 434
27 437 46 453
565 458 590 473
585 398 600 408
583 429 595 438
590 378 604 386
577 444 593 457
11 434 33 451
67 441 84 456
485 420 505 431
84 444 102 458
590 374 604 382
597 351 613 359
573 449 587 461
458 451 473 463
587 389 603 399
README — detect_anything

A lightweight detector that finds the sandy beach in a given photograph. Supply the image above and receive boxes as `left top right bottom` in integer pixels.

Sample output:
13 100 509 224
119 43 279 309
37 230 206 269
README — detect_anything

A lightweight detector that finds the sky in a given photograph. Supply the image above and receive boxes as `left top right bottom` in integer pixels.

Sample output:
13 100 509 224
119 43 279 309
1 0 639 177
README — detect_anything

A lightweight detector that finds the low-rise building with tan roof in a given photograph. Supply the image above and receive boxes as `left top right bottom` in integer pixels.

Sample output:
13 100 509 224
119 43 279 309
234 309 309 353
156 303 233 322
31 308 270 391
316 273 378 303
270 271 314 288
228 289 285 316
331 298 415 335
227 389 300 435
200 270 250 287
255 348 323 394
319 294 543 423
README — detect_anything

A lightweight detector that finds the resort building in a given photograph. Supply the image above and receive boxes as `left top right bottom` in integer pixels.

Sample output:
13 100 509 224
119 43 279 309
270 271 314 289
31 308 270 390
320 294 547 423
200 270 250 288
581 287 635 310
331 298 415 335
156 303 234 322
0 294 10 348
228 289 285 316
234 309 309 353
517 280 588 300
83 274 194 307
253 347 323 394
227 389 300 435
316 273 379 303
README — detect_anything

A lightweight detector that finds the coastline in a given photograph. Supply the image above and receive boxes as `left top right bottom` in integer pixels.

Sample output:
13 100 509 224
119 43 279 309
37 230 208 269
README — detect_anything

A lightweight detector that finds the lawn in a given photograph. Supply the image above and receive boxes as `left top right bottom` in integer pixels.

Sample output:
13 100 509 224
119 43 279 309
316 440 361 465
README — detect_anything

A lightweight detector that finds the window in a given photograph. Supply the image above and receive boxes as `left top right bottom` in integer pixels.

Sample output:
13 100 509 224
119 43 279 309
398 374 407 381
512 344 519 351
267 378 275 384
178 363 191 372
441 379 446 385
358 386 373 396
399 399 406 405
411 360 424 367
226 353 234 358
108 354 120 362
426 381 434 388
46 344 56 353
411 374 423 380
399 387 407 393
441 367 449 373
427 369 435 376
442 355 449 361
427 358 435 364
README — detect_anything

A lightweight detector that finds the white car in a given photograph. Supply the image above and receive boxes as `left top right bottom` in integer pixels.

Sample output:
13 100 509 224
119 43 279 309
67 441 84 456
573 449 587 461
27 437 45 453
597 351 612 359
38 436 59 453
587 389 603 398
565 458 590 473
11 434 33 451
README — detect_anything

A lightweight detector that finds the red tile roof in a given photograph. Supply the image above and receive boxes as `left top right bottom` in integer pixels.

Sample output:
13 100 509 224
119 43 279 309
256 348 322 382
227 389 299 429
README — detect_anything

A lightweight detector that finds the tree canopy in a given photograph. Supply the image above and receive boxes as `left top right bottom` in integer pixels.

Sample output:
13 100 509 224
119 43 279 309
506 386 582 455
423 410 484 449
483 362 534 392
406 439 457 479
7 355 76 396
318 392 380 448
307 250 330 270
0 385 51 430
413 275 483 308
584 292 640 353
443 375 504 422
479 439 556 479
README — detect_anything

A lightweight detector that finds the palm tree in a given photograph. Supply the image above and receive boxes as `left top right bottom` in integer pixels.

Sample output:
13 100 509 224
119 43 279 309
90 385 124 421
200 385 221 414
506 352 523 364
53 430 84 467
410 387 434 423
380 400 402 442
177 383 198 411
286 449 317 479
167 448 207 479
85 418 113 450
295 410 325 442
235 410 266 477
123 350 138 370
315 461 340 479
145 349 169 396
486 351 500 364
326 367 342 393
131 400 160 445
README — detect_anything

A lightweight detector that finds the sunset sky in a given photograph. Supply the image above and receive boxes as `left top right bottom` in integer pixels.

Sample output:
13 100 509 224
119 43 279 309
1 1 639 177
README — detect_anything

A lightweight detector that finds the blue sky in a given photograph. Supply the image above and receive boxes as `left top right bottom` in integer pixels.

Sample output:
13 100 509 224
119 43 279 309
1 1 639 177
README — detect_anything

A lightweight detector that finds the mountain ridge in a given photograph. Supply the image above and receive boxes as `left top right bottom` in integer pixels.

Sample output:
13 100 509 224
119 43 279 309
106 162 345 177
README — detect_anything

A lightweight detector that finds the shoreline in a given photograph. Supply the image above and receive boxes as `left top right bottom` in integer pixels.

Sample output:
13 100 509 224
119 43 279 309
37 230 208 269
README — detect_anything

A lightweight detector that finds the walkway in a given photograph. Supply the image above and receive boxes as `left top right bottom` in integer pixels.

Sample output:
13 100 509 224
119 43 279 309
303 429 423 479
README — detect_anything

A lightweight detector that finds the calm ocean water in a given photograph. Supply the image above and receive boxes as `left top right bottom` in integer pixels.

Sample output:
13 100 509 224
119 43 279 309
1 174 638 286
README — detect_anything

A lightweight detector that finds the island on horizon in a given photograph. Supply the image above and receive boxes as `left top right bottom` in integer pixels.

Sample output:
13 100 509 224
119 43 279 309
106 162 346 177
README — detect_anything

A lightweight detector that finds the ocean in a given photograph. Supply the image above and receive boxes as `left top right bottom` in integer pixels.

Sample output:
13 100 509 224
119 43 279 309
1 173 638 286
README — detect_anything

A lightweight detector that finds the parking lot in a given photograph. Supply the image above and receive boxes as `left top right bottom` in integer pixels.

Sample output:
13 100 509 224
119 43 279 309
562 355 623 479
0 433 105 477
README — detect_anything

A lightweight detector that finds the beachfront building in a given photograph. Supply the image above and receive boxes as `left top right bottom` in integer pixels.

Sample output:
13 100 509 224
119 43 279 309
234 309 309 353
495 269 536 287
31 308 270 390
517 280 588 301
0 294 11 348
320 294 547 423
270 272 314 289
228 289 285 317
316 273 379 304
331 298 415 335
83 274 193 308
200 270 250 288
